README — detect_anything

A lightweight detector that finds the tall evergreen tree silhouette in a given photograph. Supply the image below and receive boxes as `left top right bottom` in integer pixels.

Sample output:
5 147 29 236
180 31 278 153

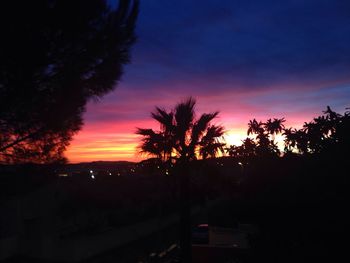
0 0 139 163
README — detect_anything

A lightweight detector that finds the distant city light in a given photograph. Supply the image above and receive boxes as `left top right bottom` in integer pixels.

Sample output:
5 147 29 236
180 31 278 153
58 173 68 177
90 170 93 174
109 172 112 176
238 162 243 166
91 175 95 179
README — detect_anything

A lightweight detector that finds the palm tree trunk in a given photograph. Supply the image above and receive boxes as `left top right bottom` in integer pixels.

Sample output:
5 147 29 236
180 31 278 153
178 158 192 263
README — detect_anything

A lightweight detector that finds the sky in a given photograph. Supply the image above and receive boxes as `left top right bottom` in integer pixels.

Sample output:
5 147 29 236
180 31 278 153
66 0 350 163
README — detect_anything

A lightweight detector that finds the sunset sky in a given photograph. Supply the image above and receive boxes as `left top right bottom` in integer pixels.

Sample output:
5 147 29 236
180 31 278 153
66 0 350 163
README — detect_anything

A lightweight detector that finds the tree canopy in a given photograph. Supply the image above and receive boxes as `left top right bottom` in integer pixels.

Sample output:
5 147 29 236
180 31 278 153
283 106 350 155
226 107 349 160
0 0 139 163
136 97 225 162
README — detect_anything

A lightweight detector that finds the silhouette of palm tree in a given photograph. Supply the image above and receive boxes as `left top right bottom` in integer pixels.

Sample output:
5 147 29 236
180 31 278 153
199 125 225 159
282 107 349 155
150 107 175 161
240 137 257 158
283 127 298 152
137 97 224 162
323 106 341 121
247 119 264 135
300 106 345 154
264 118 285 141
136 97 224 262
282 107 350 156
255 132 279 156
225 144 240 158
136 128 167 161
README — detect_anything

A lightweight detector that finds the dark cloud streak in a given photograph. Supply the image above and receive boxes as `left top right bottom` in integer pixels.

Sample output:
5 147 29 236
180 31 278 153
69 0 350 162
122 0 350 90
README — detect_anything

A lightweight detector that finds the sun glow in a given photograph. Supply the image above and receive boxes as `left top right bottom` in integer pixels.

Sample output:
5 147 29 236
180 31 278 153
224 130 286 149
223 130 247 146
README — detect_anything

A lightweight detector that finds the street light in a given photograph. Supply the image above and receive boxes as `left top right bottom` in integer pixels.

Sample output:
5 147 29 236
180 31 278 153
238 162 244 177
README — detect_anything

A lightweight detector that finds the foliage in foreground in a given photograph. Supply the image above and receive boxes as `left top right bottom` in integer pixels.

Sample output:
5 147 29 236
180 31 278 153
0 0 139 164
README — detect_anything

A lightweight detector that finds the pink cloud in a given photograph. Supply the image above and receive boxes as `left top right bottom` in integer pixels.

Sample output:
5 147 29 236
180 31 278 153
66 76 350 163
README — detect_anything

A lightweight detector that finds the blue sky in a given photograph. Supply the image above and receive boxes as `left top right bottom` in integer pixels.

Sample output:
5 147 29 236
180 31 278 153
66 0 350 162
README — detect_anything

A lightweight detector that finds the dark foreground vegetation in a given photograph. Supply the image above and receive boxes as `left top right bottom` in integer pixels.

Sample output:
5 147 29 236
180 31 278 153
216 155 347 263
1 103 348 262
1 151 347 262
135 98 349 262
0 0 348 261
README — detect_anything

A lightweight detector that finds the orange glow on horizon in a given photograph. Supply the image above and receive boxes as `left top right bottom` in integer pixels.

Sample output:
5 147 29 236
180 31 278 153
66 122 292 163
64 82 336 163
224 130 246 146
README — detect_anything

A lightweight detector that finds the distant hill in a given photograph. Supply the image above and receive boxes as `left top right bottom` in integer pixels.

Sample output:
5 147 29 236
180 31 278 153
0 161 138 174
64 161 137 172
